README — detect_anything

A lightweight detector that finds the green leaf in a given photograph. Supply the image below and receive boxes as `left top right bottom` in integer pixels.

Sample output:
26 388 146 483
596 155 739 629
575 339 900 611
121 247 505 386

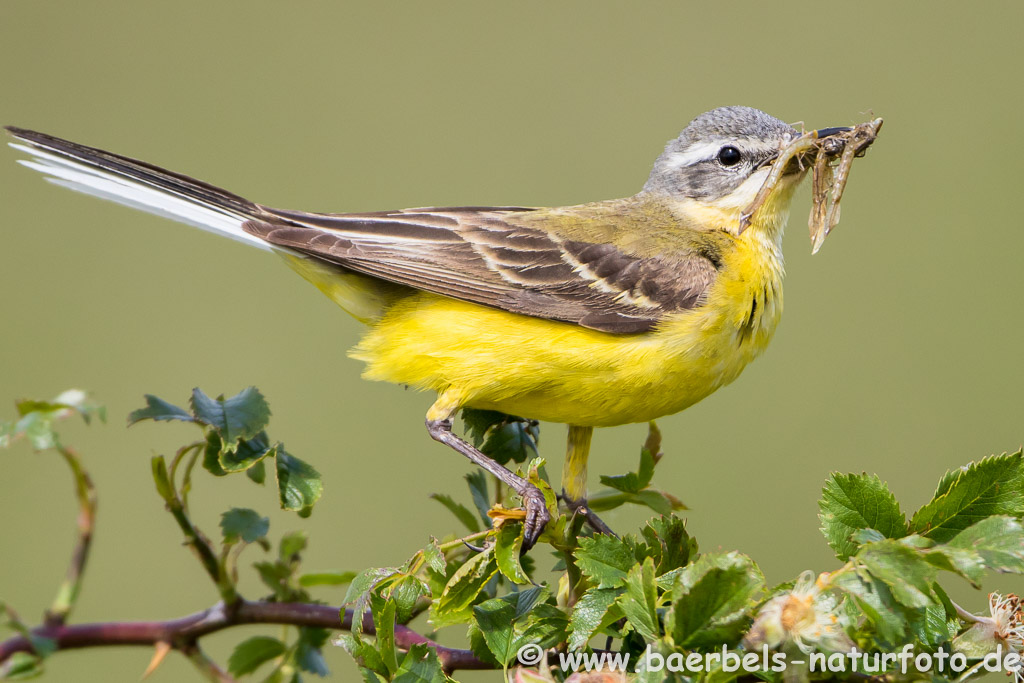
465 471 492 527
568 587 621 651
494 522 529 584
600 446 656 494
462 408 508 447
275 449 323 512
7 391 103 451
819 472 908 560
202 431 228 476
227 636 287 676
189 387 271 451
390 575 430 623
335 634 388 678
0 651 43 679
345 567 401 606
12 410 58 450
946 515 1024 574
471 597 517 666
575 534 637 589
905 581 959 650
851 528 886 544
295 627 330 677
253 561 292 599
640 515 696 574
462 409 539 466
434 548 498 624
618 557 660 642
220 507 269 544
300 571 357 588
345 567 400 638
473 587 565 668
127 394 194 426
832 571 906 643
634 641 672 683
667 552 764 649
375 597 399 675
280 531 308 561
466 620 501 668
525 458 558 516
422 538 447 574
857 539 938 608
923 544 986 586
480 418 539 466
150 456 173 501
16 391 101 423
909 451 1024 542
631 489 674 515
429 493 480 533
220 432 276 473
907 600 958 650
392 643 450 683
246 459 267 484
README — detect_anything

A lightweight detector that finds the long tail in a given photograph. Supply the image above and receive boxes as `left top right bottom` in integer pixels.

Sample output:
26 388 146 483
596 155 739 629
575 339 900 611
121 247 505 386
5 126 272 251
6 126 407 322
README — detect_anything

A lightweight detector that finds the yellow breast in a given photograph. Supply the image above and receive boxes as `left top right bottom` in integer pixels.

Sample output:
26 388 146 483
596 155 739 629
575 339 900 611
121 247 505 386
349 230 785 427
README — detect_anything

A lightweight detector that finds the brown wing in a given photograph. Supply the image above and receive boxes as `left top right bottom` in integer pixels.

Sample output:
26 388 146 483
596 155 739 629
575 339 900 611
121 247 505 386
243 206 720 334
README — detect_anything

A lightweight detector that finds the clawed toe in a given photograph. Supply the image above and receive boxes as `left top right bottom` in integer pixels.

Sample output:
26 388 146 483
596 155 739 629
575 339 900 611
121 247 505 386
520 486 551 552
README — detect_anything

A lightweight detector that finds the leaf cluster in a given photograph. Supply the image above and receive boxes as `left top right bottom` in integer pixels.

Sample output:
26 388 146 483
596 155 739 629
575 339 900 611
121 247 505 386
4 389 1024 683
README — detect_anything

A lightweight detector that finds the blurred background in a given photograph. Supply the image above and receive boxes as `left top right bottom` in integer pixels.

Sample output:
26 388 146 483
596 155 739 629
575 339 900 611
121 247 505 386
1 2 1022 680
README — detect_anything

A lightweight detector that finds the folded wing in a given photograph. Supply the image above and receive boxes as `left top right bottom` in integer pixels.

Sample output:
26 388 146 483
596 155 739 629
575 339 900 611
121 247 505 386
246 206 720 333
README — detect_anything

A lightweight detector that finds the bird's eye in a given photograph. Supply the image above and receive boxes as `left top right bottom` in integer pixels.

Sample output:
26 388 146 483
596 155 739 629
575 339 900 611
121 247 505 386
717 146 742 166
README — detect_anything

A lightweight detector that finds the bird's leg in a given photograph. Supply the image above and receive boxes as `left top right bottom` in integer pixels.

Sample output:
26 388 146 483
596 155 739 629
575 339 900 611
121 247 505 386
425 395 550 551
561 425 616 537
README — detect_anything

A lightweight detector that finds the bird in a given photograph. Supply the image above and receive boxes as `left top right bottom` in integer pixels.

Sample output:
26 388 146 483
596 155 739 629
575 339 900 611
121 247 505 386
5 106 848 550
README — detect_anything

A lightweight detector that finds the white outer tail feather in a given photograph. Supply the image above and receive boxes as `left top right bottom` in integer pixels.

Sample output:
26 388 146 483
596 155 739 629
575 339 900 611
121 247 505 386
8 140 273 251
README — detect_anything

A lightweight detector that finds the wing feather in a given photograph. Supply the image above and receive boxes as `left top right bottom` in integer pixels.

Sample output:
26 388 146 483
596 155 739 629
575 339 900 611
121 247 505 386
245 206 721 333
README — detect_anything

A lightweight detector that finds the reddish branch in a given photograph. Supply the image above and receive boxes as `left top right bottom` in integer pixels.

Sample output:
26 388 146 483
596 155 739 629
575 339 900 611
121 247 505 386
0 600 490 672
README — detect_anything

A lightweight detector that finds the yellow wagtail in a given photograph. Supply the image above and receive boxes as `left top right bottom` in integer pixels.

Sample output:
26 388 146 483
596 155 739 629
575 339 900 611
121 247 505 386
5 107 855 549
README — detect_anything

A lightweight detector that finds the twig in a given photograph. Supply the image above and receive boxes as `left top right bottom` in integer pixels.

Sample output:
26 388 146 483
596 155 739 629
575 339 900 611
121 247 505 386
43 446 97 627
152 452 239 605
0 600 491 672
950 600 981 623
163 491 237 604
183 643 237 683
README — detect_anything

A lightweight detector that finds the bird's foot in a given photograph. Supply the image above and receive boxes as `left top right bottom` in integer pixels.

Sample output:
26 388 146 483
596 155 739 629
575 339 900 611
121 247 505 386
516 483 551 552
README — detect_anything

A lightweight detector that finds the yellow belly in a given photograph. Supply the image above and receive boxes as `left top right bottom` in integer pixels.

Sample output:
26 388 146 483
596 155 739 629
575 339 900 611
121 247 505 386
348 236 784 427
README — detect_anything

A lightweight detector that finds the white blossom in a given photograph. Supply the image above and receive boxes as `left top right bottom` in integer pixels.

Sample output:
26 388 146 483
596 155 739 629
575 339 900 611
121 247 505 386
744 570 853 654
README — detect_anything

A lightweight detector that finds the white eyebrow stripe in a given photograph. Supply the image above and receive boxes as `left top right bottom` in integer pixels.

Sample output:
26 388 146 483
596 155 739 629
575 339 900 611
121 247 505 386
662 141 729 170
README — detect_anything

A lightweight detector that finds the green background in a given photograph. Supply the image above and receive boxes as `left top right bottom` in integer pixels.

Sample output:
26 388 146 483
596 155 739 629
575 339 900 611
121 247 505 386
1 2 1021 680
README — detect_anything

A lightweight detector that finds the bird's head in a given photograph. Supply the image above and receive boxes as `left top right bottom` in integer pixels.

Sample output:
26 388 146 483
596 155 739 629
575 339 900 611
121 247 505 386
644 106 841 238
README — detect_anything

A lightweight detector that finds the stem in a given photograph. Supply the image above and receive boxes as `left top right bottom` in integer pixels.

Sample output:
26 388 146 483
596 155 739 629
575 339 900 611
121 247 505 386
163 491 238 604
957 660 986 682
408 529 492 575
44 446 97 627
437 529 491 552
184 644 237 683
169 442 203 513
0 600 490 672
950 600 981 623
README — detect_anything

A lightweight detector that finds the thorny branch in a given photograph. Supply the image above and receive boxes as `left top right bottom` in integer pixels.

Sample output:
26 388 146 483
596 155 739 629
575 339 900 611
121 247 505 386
0 600 491 674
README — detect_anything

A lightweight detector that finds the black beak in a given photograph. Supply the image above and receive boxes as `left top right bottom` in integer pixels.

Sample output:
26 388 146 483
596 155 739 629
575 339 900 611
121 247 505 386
814 126 852 139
